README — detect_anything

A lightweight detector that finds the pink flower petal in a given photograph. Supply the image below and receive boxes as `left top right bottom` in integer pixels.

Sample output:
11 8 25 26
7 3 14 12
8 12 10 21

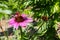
9 24 13 27
21 14 27 17
13 23 19 29
19 22 28 27
25 18 33 22
9 18 15 24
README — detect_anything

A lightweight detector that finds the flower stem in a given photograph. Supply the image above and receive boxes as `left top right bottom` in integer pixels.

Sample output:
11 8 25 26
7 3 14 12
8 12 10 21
19 27 23 40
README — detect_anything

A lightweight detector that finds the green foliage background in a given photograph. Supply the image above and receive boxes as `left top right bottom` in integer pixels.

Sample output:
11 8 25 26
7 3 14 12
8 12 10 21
0 0 60 40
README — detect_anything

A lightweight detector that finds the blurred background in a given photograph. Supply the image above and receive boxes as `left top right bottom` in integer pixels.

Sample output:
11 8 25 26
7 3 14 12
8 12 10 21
0 0 60 40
